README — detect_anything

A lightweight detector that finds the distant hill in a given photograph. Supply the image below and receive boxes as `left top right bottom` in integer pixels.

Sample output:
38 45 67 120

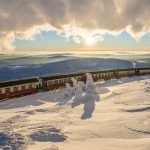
0 58 150 82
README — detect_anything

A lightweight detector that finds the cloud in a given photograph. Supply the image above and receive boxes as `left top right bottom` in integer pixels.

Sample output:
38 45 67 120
0 0 150 52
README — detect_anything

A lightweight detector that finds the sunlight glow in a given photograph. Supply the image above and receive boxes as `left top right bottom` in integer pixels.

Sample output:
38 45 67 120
85 36 95 45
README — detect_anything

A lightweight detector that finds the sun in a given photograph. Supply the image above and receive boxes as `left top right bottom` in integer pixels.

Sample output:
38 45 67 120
85 36 95 45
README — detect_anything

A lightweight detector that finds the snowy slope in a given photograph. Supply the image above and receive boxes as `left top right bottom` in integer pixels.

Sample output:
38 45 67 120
0 75 150 150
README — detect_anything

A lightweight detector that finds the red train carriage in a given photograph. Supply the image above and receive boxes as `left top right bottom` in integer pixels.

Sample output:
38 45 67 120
139 68 150 75
114 68 137 78
41 69 137 91
90 70 115 81
0 68 150 101
41 73 85 90
0 78 39 101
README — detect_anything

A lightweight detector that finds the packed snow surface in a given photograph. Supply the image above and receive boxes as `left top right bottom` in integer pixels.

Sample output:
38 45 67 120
0 76 150 150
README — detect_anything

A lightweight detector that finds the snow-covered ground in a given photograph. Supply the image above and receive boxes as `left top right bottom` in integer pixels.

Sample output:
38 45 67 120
0 75 150 150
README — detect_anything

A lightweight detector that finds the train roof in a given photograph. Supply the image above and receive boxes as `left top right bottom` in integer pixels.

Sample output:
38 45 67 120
0 68 149 87
40 68 134 80
41 72 85 80
0 78 39 88
137 67 150 70
41 68 150 81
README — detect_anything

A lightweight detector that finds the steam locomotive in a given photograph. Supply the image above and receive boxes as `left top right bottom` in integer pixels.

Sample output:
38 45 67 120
0 68 150 101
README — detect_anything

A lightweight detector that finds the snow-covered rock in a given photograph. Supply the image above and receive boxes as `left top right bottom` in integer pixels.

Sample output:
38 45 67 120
85 73 94 89
64 83 75 97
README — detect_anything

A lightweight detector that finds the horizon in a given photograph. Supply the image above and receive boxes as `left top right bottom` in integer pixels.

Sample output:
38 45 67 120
1 49 150 56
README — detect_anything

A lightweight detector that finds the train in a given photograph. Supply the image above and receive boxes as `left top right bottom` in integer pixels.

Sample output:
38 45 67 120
0 68 150 101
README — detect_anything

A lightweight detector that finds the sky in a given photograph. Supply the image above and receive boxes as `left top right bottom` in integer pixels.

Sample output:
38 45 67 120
0 0 150 54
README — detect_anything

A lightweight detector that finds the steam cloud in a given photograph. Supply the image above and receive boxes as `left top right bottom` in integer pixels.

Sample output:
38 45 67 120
0 0 150 52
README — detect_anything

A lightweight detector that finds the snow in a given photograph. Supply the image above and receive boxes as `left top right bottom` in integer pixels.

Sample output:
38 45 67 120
85 73 94 89
64 83 74 97
0 75 150 150
132 61 137 68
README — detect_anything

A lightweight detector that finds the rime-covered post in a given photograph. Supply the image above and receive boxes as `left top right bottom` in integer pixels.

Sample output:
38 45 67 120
71 78 78 92
65 83 73 97
132 61 137 69
77 81 85 93
85 73 94 89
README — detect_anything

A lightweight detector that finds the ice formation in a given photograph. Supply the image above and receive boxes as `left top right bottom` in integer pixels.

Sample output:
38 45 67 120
132 61 137 69
65 73 95 97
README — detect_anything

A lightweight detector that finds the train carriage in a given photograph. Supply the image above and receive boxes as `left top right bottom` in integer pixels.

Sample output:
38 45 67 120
0 68 150 101
114 68 136 78
90 70 115 81
41 73 85 90
139 68 150 75
0 78 39 101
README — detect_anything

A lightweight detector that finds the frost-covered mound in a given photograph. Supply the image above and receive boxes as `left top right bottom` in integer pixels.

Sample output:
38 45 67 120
0 75 150 150
0 132 28 150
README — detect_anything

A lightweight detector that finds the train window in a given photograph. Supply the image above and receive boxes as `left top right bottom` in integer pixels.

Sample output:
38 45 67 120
68 78 71 82
64 78 68 82
93 74 96 78
129 71 131 74
59 79 63 83
62 79 65 83
78 76 82 80
28 84 32 89
54 80 58 84
48 80 54 85
21 85 26 90
13 86 19 92
0 89 2 94
5 88 10 93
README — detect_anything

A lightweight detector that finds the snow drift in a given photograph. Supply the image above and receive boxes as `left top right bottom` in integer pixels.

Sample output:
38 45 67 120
0 75 149 150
